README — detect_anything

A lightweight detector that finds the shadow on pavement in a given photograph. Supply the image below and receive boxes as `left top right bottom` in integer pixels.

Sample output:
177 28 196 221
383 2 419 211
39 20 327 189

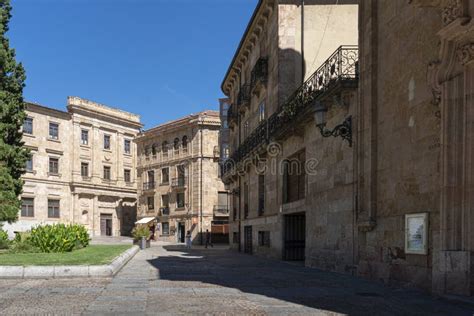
144 245 472 315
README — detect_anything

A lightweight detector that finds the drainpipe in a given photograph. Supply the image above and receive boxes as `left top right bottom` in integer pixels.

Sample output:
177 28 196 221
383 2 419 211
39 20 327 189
301 0 305 83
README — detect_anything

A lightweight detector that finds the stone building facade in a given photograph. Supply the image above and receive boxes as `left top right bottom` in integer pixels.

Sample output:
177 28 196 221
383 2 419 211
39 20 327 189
135 111 226 244
222 0 474 297
2 97 142 238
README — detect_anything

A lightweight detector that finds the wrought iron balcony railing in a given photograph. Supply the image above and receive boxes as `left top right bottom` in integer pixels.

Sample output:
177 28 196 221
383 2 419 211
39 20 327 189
222 46 358 177
213 205 230 217
160 206 170 216
250 57 268 91
228 104 238 126
237 84 251 107
143 181 155 190
171 177 186 188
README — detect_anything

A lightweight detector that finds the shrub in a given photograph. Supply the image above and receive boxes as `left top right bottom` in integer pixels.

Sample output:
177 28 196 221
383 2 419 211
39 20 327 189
132 226 150 241
29 224 90 253
0 225 9 250
9 232 38 253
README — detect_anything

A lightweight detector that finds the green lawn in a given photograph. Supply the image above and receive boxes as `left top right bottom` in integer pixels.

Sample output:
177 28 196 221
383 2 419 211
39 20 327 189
0 245 132 266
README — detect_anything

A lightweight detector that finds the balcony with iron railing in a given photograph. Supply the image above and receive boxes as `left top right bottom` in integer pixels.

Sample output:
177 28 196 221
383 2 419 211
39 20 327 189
213 205 230 217
237 84 251 110
159 206 170 216
222 46 358 178
228 104 238 128
250 57 268 93
143 181 155 191
171 177 186 188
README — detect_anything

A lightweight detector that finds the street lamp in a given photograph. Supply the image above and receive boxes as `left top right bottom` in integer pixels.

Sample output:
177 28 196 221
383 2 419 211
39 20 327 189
313 101 353 147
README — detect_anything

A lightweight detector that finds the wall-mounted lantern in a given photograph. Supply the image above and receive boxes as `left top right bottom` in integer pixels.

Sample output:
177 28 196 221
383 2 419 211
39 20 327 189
314 102 352 147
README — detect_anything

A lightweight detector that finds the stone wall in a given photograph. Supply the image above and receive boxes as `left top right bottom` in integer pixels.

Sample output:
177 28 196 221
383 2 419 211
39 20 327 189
356 0 442 292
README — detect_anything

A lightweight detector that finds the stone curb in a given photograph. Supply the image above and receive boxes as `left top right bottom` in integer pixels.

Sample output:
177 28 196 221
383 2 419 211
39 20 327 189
0 245 139 279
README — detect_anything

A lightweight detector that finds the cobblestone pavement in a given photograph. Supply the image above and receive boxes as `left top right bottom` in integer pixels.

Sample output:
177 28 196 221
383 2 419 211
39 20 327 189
0 245 472 315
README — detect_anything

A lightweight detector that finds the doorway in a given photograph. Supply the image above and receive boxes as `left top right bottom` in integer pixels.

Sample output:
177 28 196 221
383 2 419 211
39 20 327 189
100 214 113 236
244 225 252 254
283 213 306 261
177 222 185 243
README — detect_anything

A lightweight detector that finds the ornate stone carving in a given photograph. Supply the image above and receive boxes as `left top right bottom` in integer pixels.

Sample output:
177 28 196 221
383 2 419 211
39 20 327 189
427 60 442 105
441 0 463 25
457 42 474 65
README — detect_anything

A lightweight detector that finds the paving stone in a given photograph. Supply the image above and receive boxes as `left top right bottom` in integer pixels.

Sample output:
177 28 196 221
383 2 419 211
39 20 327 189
0 244 472 315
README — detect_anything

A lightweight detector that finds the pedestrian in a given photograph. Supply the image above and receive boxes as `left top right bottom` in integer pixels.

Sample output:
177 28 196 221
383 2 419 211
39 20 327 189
185 230 192 249
205 229 213 248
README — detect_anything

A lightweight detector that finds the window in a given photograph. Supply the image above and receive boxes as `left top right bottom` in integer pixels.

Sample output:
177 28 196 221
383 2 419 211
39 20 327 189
244 182 249 219
222 102 230 112
243 121 249 139
147 170 155 185
124 169 131 183
174 138 180 154
283 150 306 203
182 136 188 152
177 192 185 208
258 102 265 122
49 157 59 174
144 146 150 157
161 194 169 207
147 196 155 210
161 167 169 184
103 166 111 180
26 156 33 172
162 222 169 235
48 199 60 218
124 139 131 154
233 194 238 221
103 135 111 150
49 122 59 140
222 144 229 159
151 144 157 156
21 198 34 217
162 141 168 157
223 119 228 129
258 231 270 247
81 130 89 145
23 117 33 135
81 162 89 177
258 174 265 215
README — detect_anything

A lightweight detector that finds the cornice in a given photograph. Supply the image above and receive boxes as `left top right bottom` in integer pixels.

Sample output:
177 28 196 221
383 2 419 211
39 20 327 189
221 0 274 95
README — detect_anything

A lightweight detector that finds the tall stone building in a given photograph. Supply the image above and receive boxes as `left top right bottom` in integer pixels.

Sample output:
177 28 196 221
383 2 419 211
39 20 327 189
218 98 231 163
3 97 142 238
222 0 474 297
221 0 358 256
135 111 226 244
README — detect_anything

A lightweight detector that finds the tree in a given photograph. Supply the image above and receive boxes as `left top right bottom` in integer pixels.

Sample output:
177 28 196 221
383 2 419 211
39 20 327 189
0 0 29 223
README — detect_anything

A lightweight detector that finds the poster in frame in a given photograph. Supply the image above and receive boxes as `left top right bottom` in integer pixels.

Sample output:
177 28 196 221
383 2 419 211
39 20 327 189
405 213 428 255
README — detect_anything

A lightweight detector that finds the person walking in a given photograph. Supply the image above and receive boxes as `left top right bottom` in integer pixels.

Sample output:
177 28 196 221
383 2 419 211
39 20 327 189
185 231 192 249
205 229 213 248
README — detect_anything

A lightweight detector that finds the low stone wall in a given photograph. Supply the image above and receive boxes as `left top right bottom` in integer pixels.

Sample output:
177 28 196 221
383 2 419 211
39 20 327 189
0 246 139 279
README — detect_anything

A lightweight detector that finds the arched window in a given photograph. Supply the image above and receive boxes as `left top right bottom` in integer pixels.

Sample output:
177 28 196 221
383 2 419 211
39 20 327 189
162 141 168 157
182 136 188 153
174 138 180 155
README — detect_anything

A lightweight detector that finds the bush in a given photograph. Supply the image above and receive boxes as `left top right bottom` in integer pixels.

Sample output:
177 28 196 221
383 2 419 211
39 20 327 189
132 226 150 241
9 232 38 253
0 225 10 250
29 224 90 253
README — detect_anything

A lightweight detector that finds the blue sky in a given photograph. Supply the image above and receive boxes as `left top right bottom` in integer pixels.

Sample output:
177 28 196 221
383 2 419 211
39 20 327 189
9 0 257 128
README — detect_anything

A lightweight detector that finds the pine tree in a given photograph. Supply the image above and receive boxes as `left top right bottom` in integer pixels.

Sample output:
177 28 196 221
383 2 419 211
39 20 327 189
0 0 29 223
